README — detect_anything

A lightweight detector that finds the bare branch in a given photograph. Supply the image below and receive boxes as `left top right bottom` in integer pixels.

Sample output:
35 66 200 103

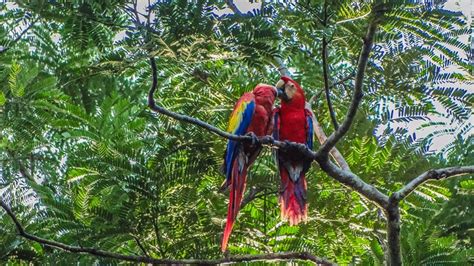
320 0 338 130
391 166 474 202
317 160 389 208
133 236 149 257
275 57 291 76
331 72 355 89
385 201 401 266
318 13 382 156
322 37 339 130
0 199 335 265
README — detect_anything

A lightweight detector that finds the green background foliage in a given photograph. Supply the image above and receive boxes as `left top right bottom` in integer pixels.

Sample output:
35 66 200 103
0 0 472 264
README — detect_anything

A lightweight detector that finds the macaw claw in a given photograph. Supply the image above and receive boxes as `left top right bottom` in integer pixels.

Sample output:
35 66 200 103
245 132 258 146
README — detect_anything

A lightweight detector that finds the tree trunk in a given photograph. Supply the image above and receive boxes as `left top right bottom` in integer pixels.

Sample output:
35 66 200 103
386 202 402 265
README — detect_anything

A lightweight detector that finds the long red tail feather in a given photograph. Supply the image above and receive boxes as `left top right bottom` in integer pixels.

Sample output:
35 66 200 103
279 168 307 225
221 158 247 252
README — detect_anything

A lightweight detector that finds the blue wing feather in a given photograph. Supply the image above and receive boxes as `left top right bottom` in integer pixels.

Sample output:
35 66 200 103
306 112 313 150
303 110 314 172
224 99 255 182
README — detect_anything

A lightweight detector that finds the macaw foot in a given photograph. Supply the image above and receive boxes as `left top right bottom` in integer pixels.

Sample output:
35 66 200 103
245 132 259 146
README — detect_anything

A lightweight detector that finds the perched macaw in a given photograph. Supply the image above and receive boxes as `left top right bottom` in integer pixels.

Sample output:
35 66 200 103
273 76 313 225
221 83 280 252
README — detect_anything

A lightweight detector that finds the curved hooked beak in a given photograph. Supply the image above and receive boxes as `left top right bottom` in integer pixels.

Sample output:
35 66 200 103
275 79 289 101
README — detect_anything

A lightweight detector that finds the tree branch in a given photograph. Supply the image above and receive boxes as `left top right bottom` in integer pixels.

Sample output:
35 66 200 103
0 199 334 264
390 166 474 202
322 37 339 131
321 0 338 130
317 160 389 208
133 236 149 257
331 73 355 88
318 12 381 156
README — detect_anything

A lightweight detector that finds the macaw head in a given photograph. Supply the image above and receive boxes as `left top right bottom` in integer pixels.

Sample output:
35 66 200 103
252 84 280 111
275 76 306 106
253 83 280 99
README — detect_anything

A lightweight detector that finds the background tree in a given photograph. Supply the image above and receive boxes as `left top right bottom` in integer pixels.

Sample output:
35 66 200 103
0 0 472 265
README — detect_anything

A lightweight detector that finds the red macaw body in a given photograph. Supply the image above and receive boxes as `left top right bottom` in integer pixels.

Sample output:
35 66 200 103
274 76 313 225
221 84 278 251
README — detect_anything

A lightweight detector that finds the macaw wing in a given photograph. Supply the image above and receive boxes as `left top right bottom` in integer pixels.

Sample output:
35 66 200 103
272 107 281 166
303 108 314 172
305 109 314 150
223 93 256 182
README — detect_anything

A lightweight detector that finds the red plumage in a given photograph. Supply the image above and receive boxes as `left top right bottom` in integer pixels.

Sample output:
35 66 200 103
221 84 277 251
274 76 313 225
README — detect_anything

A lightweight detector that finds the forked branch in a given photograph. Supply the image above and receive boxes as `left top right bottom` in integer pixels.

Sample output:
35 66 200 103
391 166 474 202
318 17 379 155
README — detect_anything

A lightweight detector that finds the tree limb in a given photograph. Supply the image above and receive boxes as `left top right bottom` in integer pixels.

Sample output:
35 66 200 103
133 236 149 257
317 160 389 208
321 0 338 131
318 12 381 156
0 199 335 265
390 166 474 202
331 72 355 88
322 36 339 130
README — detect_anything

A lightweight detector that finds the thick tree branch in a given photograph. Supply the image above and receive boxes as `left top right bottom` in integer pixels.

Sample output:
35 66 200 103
318 13 381 156
385 201 401 266
384 165 473 264
390 166 474 203
317 160 389 208
0 199 334 264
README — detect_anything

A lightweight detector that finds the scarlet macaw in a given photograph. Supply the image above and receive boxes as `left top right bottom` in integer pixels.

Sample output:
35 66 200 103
274 76 313 225
221 84 281 251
